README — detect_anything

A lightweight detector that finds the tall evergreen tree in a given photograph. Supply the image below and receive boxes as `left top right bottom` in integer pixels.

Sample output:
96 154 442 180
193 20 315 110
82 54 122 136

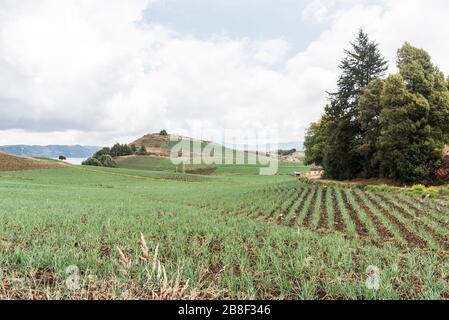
321 29 388 179
330 29 388 118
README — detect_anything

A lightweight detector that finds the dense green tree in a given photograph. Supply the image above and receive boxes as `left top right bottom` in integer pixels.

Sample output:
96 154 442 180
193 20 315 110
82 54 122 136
278 149 297 156
304 36 449 184
93 147 111 159
378 44 449 183
321 113 360 179
397 43 436 98
109 144 120 157
110 143 133 157
82 157 103 167
97 154 116 168
316 29 388 180
159 130 168 136
304 120 328 166
357 79 385 177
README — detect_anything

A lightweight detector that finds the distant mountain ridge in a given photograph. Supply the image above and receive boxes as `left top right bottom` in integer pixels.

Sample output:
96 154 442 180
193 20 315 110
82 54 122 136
0 145 101 158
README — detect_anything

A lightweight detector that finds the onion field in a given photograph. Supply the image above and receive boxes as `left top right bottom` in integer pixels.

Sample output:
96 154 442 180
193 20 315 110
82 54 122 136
213 182 449 250
0 167 448 300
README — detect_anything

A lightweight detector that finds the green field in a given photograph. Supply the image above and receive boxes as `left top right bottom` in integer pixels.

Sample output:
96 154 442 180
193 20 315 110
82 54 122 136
0 165 448 300
115 155 309 175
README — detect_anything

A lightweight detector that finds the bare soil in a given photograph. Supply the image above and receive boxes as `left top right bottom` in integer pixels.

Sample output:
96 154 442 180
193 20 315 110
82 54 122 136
302 188 318 227
377 194 449 249
352 191 394 239
278 189 302 224
186 168 217 175
289 188 311 226
332 188 346 232
0 152 64 172
342 190 369 237
364 191 427 248
317 188 328 230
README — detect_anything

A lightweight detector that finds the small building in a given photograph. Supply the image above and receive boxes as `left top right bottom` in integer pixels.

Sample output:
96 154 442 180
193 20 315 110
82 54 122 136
295 165 324 179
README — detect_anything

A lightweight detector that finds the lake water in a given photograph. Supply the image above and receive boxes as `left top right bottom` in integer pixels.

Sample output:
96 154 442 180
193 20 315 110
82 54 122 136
53 157 87 165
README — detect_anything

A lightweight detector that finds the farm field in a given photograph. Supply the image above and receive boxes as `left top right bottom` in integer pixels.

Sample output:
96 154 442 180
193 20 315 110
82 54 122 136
115 155 310 175
0 166 449 299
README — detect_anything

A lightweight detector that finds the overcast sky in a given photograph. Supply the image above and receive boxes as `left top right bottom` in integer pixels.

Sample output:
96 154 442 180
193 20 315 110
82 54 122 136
1 0 449 146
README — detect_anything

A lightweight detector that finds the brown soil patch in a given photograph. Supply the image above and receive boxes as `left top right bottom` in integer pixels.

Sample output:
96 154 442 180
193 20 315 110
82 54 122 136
364 192 427 248
317 188 328 230
395 195 449 229
378 194 448 249
0 152 64 172
186 167 217 175
352 191 394 239
131 133 172 157
32 269 58 288
435 199 449 210
289 188 311 226
302 187 318 227
267 190 293 221
332 188 346 232
342 189 369 237
277 188 302 224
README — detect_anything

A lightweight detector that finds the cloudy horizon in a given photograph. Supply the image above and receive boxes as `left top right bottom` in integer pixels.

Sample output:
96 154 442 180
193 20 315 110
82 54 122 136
2 0 449 146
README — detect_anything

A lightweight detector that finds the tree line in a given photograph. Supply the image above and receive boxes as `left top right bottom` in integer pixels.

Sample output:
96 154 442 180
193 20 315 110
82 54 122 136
82 130 168 167
82 143 148 167
278 149 297 156
304 30 449 184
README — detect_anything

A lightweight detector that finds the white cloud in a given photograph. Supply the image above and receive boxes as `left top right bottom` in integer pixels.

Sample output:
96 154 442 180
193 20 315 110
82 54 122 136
302 0 372 23
1 0 449 146
254 39 290 66
302 0 449 75
0 0 326 145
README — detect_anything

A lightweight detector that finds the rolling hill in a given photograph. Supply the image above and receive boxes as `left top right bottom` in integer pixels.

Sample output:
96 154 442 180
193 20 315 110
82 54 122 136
130 133 217 157
130 133 303 159
0 152 65 171
115 133 309 175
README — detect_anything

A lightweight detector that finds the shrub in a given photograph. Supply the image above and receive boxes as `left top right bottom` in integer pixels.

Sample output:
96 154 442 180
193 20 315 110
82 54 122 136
93 147 111 158
137 146 148 155
82 157 103 167
411 184 426 192
97 154 116 168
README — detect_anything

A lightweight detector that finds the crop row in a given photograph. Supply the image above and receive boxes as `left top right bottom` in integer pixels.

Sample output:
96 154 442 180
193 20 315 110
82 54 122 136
229 183 449 250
